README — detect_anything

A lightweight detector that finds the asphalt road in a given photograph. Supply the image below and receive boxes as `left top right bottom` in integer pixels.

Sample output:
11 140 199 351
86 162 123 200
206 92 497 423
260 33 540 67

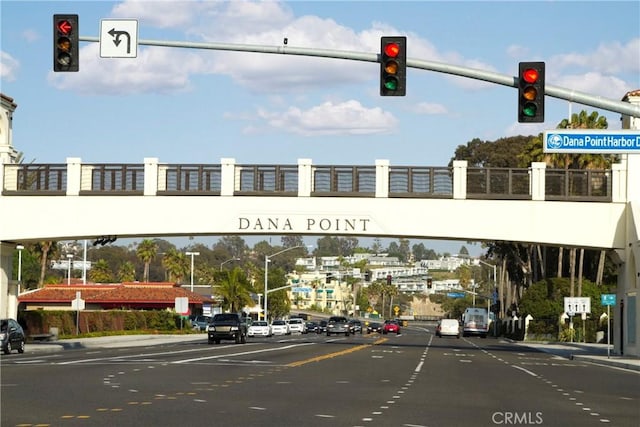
2 323 638 427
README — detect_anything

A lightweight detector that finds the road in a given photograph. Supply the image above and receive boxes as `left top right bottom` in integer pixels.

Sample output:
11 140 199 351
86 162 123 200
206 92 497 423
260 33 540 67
2 323 638 427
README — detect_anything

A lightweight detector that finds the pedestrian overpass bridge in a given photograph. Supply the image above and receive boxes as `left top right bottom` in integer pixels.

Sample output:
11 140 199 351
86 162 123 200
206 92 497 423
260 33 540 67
0 156 638 356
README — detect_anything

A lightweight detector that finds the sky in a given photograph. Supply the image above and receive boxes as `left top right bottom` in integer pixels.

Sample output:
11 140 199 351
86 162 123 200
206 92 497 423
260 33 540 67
1 0 639 256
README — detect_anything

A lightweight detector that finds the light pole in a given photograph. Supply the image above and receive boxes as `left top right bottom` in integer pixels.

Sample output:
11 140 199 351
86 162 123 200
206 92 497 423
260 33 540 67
219 257 240 271
264 245 311 324
16 245 24 295
185 251 200 292
66 253 73 285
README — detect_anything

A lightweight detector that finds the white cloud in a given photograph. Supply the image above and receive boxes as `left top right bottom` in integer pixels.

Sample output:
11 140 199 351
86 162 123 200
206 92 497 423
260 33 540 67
0 51 19 82
22 29 39 43
412 102 448 115
255 100 397 136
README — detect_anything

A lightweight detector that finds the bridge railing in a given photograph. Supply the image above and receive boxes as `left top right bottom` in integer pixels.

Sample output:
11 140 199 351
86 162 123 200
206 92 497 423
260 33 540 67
0 158 615 202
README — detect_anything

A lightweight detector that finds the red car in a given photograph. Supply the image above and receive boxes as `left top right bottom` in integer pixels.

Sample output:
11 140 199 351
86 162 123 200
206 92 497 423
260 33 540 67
382 320 401 334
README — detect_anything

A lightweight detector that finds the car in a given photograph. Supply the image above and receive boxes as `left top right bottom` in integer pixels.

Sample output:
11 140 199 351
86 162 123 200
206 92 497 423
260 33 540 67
367 321 383 334
326 316 350 336
248 320 272 337
190 315 211 331
436 318 460 338
316 320 328 334
207 313 248 344
288 318 305 334
348 319 363 334
270 320 290 336
382 319 401 334
303 321 318 334
1 318 26 355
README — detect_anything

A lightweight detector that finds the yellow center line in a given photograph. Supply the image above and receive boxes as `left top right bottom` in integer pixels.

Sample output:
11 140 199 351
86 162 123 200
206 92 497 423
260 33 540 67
287 338 387 367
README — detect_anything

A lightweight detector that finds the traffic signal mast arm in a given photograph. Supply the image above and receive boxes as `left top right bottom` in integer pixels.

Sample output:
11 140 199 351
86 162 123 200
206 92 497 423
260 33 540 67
77 35 640 118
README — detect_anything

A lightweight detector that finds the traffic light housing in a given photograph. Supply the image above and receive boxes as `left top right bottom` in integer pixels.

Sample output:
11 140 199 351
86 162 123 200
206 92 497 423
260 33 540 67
427 278 433 289
380 36 406 96
517 61 545 122
53 14 79 72
386 275 392 285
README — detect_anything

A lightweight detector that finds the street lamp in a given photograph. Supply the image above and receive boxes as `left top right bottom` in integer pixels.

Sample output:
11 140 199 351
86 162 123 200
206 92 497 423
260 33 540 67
16 245 24 295
264 245 311 324
185 251 200 292
219 257 241 271
475 259 503 317
66 253 73 285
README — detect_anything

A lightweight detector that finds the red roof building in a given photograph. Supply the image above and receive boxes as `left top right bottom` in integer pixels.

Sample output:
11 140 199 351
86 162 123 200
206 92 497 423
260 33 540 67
18 282 211 312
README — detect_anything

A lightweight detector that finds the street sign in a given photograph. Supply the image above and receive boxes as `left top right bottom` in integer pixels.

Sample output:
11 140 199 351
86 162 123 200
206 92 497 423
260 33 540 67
174 297 189 315
543 130 640 154
100 19 138 58
447 292 465 298
564 297 591 314
601 294 616 306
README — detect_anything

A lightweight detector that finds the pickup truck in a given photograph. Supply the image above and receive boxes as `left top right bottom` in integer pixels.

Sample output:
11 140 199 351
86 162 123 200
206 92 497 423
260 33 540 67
207 313 248 344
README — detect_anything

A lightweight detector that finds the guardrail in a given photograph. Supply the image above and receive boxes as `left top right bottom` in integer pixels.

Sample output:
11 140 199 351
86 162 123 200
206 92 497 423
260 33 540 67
0 159 614 202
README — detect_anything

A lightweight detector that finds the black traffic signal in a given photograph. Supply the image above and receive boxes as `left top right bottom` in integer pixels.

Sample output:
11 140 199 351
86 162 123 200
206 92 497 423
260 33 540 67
386 275 392 285
380 36 406 96
53 14 79 72
517 61 545 122
427 278 433 289
364 270 371 282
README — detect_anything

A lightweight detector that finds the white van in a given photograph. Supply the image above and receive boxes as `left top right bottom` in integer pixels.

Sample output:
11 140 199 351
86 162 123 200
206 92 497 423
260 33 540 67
436 319 460 338
462 307 490 338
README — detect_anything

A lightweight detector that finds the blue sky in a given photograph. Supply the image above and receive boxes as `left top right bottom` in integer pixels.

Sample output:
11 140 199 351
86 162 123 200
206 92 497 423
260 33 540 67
2 0 639 256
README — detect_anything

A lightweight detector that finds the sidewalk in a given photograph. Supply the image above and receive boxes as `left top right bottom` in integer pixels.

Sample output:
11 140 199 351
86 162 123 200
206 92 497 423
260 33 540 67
21 333 206 353
516 340 640 372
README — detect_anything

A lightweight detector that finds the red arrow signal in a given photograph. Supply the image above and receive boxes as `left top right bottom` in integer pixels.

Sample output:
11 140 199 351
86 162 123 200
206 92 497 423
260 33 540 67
57 19 73 35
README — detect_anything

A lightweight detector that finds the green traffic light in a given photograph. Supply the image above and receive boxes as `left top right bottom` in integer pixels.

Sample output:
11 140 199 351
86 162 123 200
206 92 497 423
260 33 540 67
384 77 398 91
522 103 537 117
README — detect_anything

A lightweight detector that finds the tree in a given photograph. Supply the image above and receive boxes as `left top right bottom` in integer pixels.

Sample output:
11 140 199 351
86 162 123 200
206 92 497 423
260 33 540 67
136 239 158 282
217 267 253 313
89 259 114 283
118 261 136 282
214 236 248 259
34 241 57 288
162 249 189 284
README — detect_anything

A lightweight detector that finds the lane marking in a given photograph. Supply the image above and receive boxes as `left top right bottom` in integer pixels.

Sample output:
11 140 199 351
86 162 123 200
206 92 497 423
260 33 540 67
287 339 386 367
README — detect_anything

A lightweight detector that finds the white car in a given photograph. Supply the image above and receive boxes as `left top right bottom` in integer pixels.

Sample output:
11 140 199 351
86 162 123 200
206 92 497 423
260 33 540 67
247 321 272 337
287 318 305 334
436 318 460 338
270 320 290 336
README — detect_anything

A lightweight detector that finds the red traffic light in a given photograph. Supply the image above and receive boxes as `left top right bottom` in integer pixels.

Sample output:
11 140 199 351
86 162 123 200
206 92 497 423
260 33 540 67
56 19 73 35
522 68 539 84
384 42 400 58
380 36 407 96
517 61 545 123
53 14 79 72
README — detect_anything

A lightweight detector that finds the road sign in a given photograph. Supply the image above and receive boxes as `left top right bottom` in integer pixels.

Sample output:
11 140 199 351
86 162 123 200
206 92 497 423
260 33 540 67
100 19 138 58
543 130 640 154
601 294 616 306
564 297 591 314
174 297 189 315
447 292 465 298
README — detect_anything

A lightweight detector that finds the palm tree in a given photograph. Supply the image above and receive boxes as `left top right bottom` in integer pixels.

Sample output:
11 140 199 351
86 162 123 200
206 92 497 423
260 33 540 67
118 261 136 282
89 259 114 283
217 267 253 313
34 241 57 288
162 249 189 284
136 239 158 282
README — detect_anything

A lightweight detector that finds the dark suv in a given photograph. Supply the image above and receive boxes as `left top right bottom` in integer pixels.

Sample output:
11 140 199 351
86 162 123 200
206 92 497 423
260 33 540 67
207 313 248 344
326 316 350 336
1 318 25 354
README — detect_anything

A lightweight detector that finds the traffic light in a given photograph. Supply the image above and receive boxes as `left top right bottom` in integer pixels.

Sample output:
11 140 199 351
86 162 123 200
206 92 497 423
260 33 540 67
427 278 433 289
386 275 392 285
517 61 545 122
53 14 79 72
380 36 406 96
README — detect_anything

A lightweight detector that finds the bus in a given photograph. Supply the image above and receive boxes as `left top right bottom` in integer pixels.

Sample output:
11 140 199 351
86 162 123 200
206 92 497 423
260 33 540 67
462 307 490 338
